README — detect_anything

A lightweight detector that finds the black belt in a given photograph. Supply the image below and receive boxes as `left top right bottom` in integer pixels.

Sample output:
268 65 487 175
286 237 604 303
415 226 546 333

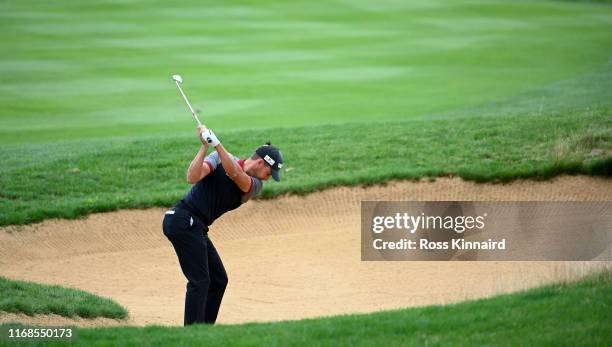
175 200 211 227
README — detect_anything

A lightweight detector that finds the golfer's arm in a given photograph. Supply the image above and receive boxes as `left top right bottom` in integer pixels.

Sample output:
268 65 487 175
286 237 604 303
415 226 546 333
215 144 252 192
186 145 212 184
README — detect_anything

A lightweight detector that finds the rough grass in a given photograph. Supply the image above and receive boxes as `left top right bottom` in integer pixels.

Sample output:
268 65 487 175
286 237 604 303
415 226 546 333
3 270 609 346
0 105 609 226
0 276 128 319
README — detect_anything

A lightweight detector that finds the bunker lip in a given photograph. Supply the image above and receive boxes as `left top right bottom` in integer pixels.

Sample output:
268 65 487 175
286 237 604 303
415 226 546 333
1 175 611 327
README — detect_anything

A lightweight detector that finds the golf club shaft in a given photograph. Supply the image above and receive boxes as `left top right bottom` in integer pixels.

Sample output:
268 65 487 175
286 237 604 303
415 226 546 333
174 81 202 126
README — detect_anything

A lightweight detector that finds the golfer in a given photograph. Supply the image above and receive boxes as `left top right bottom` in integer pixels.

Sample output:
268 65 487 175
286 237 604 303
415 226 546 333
162 125 284 326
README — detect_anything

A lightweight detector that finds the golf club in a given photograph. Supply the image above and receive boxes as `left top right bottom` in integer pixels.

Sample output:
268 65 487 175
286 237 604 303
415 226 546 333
172 74 202 126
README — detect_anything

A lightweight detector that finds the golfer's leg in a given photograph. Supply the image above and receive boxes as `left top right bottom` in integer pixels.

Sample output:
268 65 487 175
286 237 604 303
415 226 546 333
203 236 228 324
167 229 211 325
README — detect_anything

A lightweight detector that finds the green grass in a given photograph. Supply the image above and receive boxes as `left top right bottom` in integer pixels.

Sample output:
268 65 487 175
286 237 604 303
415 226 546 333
1 0 611 226
560 0 612 4
1 1 609 344
3 271 610 346
1 104 610 226
1 91 611 226
1 0 611 141
0 276 128 319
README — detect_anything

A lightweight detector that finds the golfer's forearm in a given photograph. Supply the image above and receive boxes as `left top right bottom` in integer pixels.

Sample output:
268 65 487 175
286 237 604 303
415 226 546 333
215 144 241 178
186 145 207 182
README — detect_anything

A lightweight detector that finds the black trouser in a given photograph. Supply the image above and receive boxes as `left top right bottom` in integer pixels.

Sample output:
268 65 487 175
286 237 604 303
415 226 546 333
162 207 228 326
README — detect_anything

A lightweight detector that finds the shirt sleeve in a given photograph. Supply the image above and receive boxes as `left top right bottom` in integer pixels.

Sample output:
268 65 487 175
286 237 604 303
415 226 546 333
203 152 221 172
241 177 263 203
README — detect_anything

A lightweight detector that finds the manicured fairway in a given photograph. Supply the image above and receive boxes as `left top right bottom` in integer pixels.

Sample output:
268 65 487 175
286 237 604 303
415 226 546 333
1 0 611 142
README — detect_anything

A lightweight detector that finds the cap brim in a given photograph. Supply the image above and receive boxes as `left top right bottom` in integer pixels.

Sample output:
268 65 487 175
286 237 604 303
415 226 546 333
271 169 280 182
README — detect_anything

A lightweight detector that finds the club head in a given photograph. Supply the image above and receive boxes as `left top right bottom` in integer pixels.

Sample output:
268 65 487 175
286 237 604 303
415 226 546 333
172 74 183 84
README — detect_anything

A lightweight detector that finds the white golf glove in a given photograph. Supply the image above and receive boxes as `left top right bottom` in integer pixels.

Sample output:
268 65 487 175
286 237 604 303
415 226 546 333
202 128 220 147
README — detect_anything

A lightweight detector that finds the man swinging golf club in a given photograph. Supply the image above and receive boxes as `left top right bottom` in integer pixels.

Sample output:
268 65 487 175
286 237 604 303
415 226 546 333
163 75 284 325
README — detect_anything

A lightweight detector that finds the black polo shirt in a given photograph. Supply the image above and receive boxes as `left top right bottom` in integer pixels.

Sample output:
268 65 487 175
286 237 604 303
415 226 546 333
178 151 263 227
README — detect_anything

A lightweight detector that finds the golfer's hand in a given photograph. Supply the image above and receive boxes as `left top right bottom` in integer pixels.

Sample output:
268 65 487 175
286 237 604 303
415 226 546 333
201 127 220 147
198 126 209 147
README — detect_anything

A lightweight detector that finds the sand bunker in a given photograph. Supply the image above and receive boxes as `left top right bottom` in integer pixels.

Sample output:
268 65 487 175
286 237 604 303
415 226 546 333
1 176 610 327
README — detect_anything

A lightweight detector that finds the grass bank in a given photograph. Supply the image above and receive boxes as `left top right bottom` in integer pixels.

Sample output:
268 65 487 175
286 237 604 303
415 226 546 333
1 105 610 226
0 276 127 320
3 270 609 346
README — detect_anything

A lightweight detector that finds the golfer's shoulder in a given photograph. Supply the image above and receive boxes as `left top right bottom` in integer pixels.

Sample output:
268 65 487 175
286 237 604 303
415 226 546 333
203 152 241 169
242 176 263 202
204 151 221 167
251 177 263 195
